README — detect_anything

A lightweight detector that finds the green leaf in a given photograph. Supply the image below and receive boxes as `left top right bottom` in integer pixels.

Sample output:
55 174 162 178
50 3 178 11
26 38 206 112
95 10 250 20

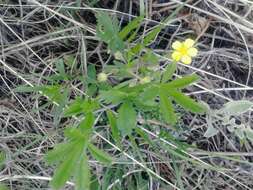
64 54 76 67
119 16 143 40
138 86 158 107
0 151 6 169
87 84 98 97
99 90 127 104
159 130 191 150
117 102 136 136
128 44 143 60
161 62 177 83
219 100 253 115
127 28 141 43
40 85 65 104
204 126 219 138
96 12 124 53
64 99 99 117
90 176 100 190
88 143 113 164
50 142 83 189
52 88 69 125
159 89 177 126
106 110 120 145
45 142 76 164
142 50 159 64
135 127 153 146
102 168 123 190
96 12 119 40
74 155 91 190
168 90 206 114
64 98 85 117
140 86 158 101
120 83 148 93
87 64 96 80
55 58 67 80
79 112 95 134
64 128 86 140
163 74 199 89
143 27 161 45
83 100 100 112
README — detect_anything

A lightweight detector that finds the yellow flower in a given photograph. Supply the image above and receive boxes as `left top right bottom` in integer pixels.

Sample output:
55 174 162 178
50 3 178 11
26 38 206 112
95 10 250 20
171 39 198 64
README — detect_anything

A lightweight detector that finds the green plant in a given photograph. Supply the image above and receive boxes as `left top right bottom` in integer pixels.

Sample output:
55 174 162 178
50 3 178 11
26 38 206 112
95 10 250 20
204 100 253 143
16 12 206 190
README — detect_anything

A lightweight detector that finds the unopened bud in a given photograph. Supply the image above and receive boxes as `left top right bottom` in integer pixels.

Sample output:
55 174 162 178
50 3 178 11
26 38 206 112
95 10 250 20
140 76 151 84
114 51 124 61
97 73 108 82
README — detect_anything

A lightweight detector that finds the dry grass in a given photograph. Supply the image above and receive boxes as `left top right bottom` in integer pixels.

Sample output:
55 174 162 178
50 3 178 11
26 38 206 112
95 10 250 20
0 0 253 189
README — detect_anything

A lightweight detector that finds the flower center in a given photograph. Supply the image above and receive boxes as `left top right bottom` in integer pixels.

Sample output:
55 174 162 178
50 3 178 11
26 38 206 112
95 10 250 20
179 45 188 55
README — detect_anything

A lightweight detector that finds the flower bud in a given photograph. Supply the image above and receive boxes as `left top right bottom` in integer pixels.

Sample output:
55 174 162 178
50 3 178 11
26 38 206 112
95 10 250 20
97 72 108 82
140 76 151 84
114 51 124 61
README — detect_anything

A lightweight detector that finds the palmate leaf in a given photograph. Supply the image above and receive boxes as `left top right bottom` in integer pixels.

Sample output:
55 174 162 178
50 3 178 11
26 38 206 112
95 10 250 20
55 58 69 80
143 27 161 45
96 12 124 53
64 128 86 140
41 85 65 104
127 43 143 60
96 12 119 40
64 98 99 117
45 141 77 165
142 50 159 64
163 74 199 89
50 141 85 190
88 143 113 164
117 101 137 136
119 16 143 40
64 97 85 117
79 112 95 134
87 64 97 80
74 155 91 190
161 62 177 83
46 113 95 190
137 86 159 108
167 90 206 114
139 86 158 101
106 110 120 145
99 89 127 104
159 89 177 127
14 85 66 105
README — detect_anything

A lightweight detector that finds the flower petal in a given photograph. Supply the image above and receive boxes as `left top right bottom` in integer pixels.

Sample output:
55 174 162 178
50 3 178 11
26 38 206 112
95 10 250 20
172 51 182 61
187 47 198 57
172 41 182 50
181 55 192 64
183 39 195 48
